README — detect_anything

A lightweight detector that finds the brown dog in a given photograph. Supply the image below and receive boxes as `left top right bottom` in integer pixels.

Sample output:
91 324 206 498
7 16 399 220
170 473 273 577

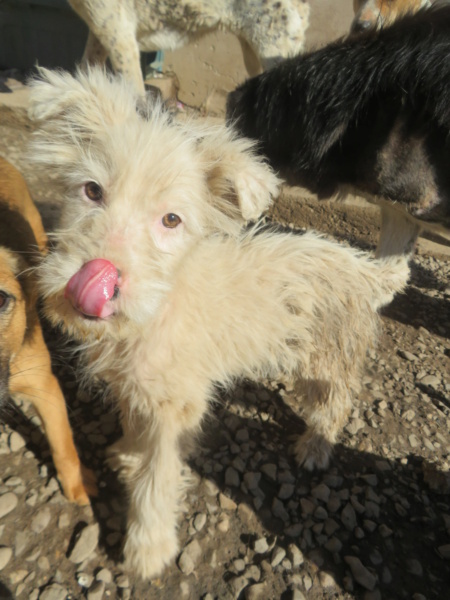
0 156 96 505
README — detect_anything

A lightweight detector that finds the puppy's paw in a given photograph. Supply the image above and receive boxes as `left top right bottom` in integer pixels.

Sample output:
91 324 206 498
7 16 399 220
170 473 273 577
294 430 333 471
123 525 178 579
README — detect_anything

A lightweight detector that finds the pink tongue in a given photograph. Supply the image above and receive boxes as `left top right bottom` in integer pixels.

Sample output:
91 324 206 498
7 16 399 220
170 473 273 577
65 259 118 318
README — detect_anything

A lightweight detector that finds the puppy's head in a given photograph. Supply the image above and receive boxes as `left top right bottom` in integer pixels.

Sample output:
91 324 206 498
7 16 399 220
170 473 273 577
28 67 279 340
0 249 27 404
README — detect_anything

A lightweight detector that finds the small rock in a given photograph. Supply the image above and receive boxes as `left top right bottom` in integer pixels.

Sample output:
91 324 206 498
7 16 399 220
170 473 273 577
260 463 277 481
0 493 18 519
115 574 129 588
77 572 94 588
219 493 237 511
408 434 420 448
31 507 51 534
324 537 342 553
271 546 286 567
406 559 423 577
37 556 50 571
14 531 28 557
272 498 289 521
253 537 269 554
244 472 261 490
287 543 304 568
300 498 315 516
245 582 267 600
284 523 302 537
178 539 201 575
96 568 113 584
419 375 440 388
68 523 100 563
230 575 248 597
402 409 415 422
0 547 12 570
225 467 240 487
378 524 393 538
361 475 378 487
344 556 377 591
311 483 331 503
319 571 336 588
233 558 246 572
345 418 365 435
87 580 105 600
38 583 68 600
303 574 313 590
217 515 230 532
193 513 207 532
314 506 328 520
235 429 249 443
244 564 261 582
341 503 357 531
58 513 70 529
278 483 295 500
8 431 26 452
291 591 306 600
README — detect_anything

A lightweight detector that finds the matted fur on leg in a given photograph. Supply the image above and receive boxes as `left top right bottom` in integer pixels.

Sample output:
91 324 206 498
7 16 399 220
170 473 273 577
28 67 409 579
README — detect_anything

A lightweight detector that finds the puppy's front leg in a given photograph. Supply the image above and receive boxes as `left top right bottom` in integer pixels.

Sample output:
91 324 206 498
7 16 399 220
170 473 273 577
121 419 185 580
120 380 208 580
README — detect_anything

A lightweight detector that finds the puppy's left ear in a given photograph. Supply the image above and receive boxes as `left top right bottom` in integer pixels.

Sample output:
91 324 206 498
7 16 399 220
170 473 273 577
198 125 280 221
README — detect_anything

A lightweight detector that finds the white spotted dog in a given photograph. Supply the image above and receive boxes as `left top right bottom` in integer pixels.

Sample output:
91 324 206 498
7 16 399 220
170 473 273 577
28 67 408 579
68 0 310 95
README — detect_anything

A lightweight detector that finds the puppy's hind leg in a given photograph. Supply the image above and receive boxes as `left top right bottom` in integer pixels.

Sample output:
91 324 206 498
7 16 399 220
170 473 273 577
294 380 352 471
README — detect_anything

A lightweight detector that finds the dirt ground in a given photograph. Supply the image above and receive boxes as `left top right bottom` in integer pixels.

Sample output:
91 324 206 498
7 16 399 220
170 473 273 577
0 2 449 600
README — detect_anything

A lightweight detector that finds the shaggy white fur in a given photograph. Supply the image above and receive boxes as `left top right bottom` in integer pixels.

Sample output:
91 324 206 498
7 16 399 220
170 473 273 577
28 68 409 579
68 0 310 94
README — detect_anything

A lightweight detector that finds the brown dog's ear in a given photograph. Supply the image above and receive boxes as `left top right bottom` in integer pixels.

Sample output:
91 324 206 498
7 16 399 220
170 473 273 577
198 124 280 221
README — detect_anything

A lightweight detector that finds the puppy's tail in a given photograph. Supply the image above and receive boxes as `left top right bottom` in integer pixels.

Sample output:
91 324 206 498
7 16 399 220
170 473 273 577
370 255 410 310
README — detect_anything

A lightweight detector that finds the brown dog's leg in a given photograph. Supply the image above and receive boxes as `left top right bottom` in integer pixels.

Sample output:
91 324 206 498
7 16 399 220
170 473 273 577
10 324 97 505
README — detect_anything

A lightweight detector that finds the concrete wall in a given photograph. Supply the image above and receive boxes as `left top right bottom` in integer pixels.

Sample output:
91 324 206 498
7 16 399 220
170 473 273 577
163 0 354 114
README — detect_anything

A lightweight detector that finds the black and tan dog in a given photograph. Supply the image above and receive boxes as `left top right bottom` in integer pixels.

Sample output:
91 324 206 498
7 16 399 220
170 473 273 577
227 5 450 258
0 156 96 504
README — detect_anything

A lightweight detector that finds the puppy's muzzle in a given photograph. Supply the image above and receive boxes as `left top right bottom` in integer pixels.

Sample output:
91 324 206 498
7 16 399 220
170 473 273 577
65 259 120 319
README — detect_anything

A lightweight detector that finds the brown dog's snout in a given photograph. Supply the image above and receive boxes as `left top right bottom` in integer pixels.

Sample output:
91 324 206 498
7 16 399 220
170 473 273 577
351 18 374 34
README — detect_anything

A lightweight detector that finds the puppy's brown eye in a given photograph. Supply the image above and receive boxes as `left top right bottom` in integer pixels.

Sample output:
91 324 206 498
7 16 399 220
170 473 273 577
162 213 182 229
84 181 103 202
0 292 11 313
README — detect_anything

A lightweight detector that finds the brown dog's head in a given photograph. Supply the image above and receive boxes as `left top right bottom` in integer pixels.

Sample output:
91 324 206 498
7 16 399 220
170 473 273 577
352 0 431 32
0 248 27 405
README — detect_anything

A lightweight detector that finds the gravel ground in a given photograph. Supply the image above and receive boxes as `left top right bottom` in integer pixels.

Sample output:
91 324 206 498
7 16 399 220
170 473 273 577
0 118 449 600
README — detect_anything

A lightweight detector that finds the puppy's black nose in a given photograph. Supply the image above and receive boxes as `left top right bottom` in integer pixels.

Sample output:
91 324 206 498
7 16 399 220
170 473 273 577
350 19 373 34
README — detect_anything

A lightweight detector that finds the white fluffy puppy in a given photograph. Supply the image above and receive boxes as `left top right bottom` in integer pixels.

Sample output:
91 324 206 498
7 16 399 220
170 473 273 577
28 68 409 579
